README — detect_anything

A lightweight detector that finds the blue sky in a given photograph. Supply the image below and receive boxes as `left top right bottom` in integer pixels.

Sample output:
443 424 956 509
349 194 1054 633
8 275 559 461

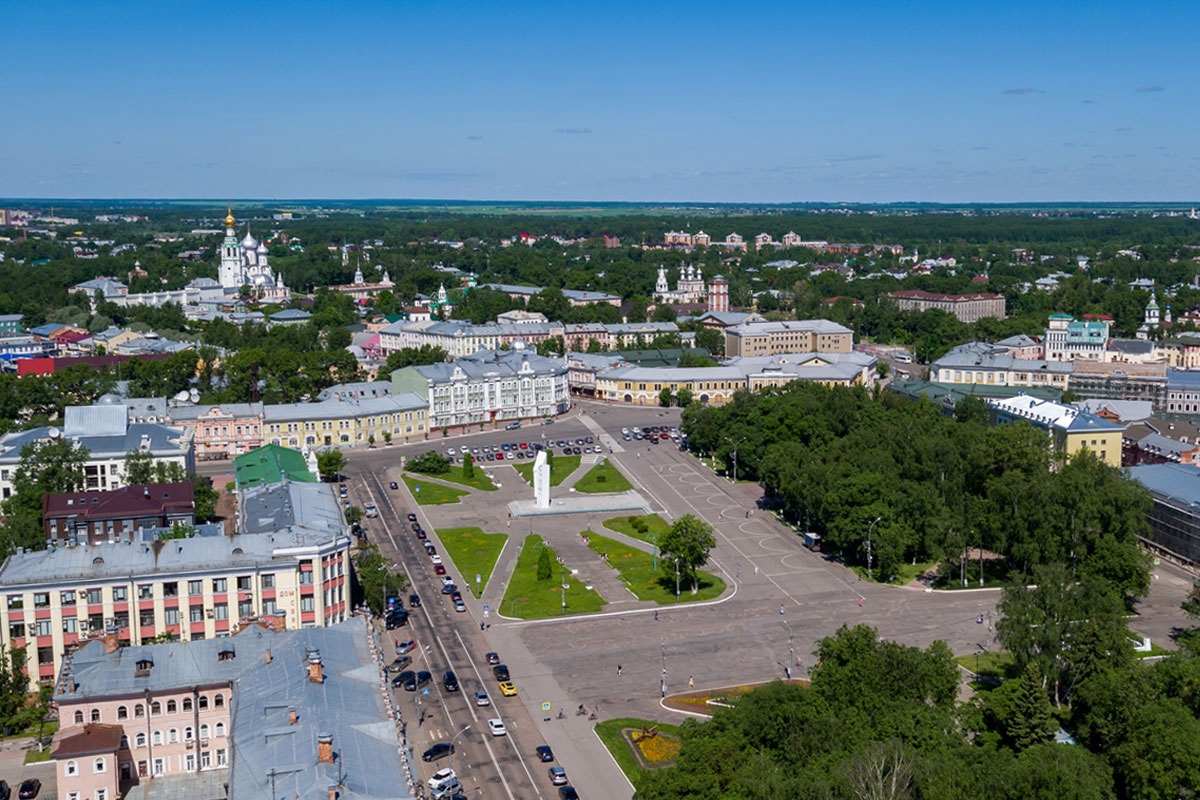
5 0 1198 203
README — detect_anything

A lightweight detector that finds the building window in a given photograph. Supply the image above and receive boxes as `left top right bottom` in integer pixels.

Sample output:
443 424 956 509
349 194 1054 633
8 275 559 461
86 588 102 604
215 722 226 736
214 694 225 709
93 757 106 774
134 703 144 719
190 606 204 623
198 695 209 711
134 732 146 748
216 748 227 766
152 757 164 776
33 593 49 608
164 608 180 626
300 596 315 613
188 580 203 596
185 754 196 771
152 731 162 746
140 610 155 627
74 710 84 725
168 728 178 744
61 590 76 606
96 789 107 800
200 723 210 739
166 700 176 714
261 574 275 589
213 604 228 621
8 622 24 639
236 576 252 591
66 760 78 776
200 750 211 769
182 697 192 712
212 578 227 593
238 600 253 618
117 706 128 720
62 618 77 634
91 708 101 722
137 584 153 600
113 587 127 602
162 582 178 598
184 725 194 741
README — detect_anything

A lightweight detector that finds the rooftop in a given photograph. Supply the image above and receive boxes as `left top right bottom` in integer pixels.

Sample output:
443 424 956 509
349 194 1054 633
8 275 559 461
234 444 317 489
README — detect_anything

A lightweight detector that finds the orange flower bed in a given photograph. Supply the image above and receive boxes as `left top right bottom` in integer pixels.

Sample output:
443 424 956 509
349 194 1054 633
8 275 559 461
636 733 680 764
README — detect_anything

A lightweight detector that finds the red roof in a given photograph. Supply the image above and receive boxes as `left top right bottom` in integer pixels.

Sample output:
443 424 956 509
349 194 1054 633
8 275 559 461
44 483 194 522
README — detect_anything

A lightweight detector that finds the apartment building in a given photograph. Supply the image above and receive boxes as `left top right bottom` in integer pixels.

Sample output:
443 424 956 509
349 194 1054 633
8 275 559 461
0 406 194 501
595 351 875 406
0 481 350 681
1043 314 1109 361
724 320 853 358
988 395 1124 467
887 290 1006 323
392 346 570 430
50 617 408 799
931 342 1073 392
262 393 428 449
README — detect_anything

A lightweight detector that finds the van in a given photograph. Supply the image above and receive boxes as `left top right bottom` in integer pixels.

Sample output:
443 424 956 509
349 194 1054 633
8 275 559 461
895 352 913 364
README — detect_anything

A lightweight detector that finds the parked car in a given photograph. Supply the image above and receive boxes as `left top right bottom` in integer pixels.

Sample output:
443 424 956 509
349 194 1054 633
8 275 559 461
387 655 412 672
493 664 510 681
506 421 521 430
441 583 457 595
390 481 399 490
422 742 454 762
16 780 38 800
428 768 457 790
485 651 500 665
403 670 432 691
364 503 378 518
548 766 568 785
391 670 416 688
454 599 466 613
557 787 579 800
536 745 555 762
434 563 447 575
407 513 417 521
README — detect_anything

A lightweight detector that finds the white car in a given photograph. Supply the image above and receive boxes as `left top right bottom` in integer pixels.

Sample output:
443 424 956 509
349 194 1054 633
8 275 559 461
430 554 443 565
446 448 457 456
428 768 457 790
487 717 507 736
441 575 455 586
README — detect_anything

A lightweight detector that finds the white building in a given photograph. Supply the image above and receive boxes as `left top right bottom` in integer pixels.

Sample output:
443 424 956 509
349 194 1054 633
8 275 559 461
217 209 289 302
0 406 194 501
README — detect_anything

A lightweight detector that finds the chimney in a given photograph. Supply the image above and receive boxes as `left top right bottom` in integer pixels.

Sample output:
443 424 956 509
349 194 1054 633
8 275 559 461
307 650 323 684
104 625 120 655
67 676 77 694
317 733 334 764
328 786 338 800
289 707 297 726
266 648 272 665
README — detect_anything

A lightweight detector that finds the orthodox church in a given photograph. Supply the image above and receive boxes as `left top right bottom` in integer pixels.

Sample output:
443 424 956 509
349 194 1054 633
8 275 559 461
217 209 290 302
654 264 708 305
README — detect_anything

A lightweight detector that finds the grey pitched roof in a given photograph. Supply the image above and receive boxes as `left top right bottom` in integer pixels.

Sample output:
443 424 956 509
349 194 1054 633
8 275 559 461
67 617 410 800
1130 463 1200 506
408 349 566 382
262 393 426 423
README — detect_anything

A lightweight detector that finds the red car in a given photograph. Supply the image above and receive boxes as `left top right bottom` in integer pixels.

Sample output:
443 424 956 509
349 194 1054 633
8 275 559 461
434 563 447 575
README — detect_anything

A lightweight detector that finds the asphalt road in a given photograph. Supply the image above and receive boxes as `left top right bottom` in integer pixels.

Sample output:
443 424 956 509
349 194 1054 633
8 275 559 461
202 398 1197 800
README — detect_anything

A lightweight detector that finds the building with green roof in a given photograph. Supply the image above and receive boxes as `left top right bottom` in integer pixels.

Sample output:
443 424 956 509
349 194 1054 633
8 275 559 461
233 443 317 489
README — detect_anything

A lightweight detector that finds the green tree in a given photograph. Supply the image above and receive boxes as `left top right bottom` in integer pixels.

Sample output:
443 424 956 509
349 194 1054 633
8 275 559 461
0 643 30 731
345 506 364 526
463 451 475 478
659 386 674 407
408 450 451 475
123 449 155 485
537 544 554 581
657 513 716 592
693 327 725 357
315 449 347 482
1006 661 1056 752
384 345 449 374
676 387 694 408
0 438 88 553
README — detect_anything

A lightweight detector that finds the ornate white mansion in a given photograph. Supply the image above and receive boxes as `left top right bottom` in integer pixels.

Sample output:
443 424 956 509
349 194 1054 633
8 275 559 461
217 209 290 302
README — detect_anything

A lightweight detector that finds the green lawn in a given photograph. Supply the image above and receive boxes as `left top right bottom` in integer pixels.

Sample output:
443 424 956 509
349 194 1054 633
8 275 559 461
955 650 1017 680
603 514 672 545
402 474 469 505
585 531 725 604
595 717 684 790
436 527 507 596
499 534 605 619
574 460 633 494
513 455 581 487
410 464 497 491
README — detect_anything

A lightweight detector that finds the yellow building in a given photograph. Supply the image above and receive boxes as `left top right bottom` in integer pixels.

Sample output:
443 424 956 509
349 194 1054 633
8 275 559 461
988 395 1124 467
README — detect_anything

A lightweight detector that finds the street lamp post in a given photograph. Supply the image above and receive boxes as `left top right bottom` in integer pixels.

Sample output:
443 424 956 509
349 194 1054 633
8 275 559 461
674 557 680 602
724 436 748 483
446 723 472 776
866 517 882 581
561 564 567 615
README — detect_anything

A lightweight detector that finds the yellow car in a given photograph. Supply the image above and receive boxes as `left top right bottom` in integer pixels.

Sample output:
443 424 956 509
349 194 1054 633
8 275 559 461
498 681 517 697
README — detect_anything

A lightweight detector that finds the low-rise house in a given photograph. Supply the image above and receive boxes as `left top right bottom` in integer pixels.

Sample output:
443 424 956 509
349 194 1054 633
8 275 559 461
43 483 195 546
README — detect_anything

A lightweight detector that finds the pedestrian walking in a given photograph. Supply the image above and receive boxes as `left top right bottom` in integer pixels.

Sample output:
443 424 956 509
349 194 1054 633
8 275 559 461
858 596 863 607
654 610 659 621
480 621 485 631
688 675 694 688
779 603 785 615
617 664 622 677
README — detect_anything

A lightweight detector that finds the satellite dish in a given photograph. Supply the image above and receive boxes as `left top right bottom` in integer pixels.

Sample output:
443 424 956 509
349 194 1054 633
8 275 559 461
48 428 61 439
189 389 200 402
174 391 190 403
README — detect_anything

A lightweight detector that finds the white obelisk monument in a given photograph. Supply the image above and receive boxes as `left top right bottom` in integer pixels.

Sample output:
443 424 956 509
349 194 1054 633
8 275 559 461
533 450 551 509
